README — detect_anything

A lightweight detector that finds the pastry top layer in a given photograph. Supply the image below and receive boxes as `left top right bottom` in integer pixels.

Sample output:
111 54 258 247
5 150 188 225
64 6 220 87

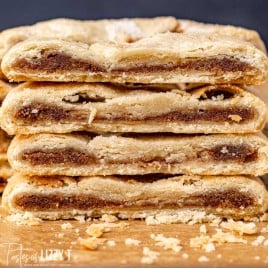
179 19 266 52
0 17 265 60
0 17 178 59
2 33 268 84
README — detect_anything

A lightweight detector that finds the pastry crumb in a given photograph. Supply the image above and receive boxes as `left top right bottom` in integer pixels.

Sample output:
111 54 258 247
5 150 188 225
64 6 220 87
141 247 160 264
57 233 64 238
100 214 118 223
107 240 116 247
200 224 207 234
198 256 209 262
260 225 268 233
86 223 108 238
79 237 99 250
125 238 141 246
6 212 42 226
182 253 189 259
251 235 266 246
151 233 182 252
220 219 257 235
61 222 73 230
205 242 215 253
74 215 86 223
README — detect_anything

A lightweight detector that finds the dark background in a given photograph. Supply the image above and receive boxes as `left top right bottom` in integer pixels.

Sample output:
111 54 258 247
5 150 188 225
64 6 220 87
0 0 267 44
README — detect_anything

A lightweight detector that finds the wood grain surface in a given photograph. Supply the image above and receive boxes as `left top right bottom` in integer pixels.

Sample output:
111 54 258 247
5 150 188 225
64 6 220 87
0 205 268 267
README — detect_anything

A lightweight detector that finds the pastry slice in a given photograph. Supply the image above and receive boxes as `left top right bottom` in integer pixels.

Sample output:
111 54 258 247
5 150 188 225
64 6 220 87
8 133 268 176
0 17 265 60
2 174 267 221
1 82 266 135
2 33 268 84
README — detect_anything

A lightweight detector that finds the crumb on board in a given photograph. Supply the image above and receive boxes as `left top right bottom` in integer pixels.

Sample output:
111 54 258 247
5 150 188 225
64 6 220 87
79 237 106 250
150 233 182 252
141 247 160 264
107 240 116 247
200 224 207 234
198 256 209 262
204 242 215 253
86 223 110 238
260 225 268 233
100 214 118 223
57 233 64 238
182 253 189 259
220 219 257 235
61 222 73 230
190 228 247 250
6 212 42 226
125 238 141 246
251 235 266 246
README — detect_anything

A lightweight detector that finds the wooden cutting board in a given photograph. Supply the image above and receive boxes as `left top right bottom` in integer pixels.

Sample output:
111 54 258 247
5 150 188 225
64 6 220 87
0 205 268 267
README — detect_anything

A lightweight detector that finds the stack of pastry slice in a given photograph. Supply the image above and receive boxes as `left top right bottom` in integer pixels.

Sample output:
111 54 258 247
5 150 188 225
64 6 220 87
1 17 268 223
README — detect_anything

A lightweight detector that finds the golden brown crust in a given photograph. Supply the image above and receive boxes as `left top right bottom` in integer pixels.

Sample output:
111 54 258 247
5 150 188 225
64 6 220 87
1 82 266 135
2 174 267 220
7 133 268 176
2 33 268 84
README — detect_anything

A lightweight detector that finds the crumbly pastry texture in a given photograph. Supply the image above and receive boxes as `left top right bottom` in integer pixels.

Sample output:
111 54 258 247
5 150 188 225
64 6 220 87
7 133 268 176
2 174 268 221
2 33 268 84
0 17 265 61
1 82 267 135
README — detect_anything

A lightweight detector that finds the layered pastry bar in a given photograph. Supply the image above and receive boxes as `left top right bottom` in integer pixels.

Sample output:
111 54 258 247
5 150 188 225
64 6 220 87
0 17 264 61
2 174 268 221
2 33 268 84
8 133 268 176
1 83 267 135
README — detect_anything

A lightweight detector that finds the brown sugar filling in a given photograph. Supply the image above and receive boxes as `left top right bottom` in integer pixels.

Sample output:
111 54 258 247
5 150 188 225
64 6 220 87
112 57 252 73
13 51 252 73
20 144 258 166
14 51 105 73
15 103 255 124
14 189 254 211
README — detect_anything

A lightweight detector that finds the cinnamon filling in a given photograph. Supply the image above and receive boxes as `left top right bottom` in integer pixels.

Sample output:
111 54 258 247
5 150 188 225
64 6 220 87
13 52 252 73
14 189 254 211
15 103 255 124
20 144 258 166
